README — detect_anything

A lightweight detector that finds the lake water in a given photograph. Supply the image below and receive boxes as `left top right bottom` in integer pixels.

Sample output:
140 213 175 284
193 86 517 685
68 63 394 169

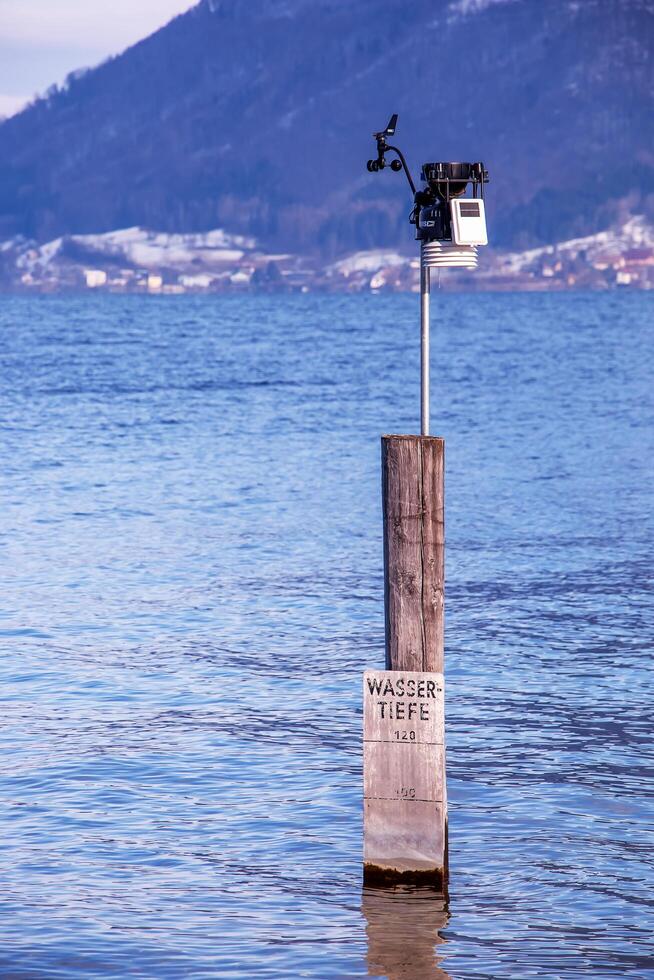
0 291 652 978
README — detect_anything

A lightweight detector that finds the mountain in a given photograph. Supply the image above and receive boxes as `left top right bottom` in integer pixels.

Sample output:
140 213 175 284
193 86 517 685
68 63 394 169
0 0 652 256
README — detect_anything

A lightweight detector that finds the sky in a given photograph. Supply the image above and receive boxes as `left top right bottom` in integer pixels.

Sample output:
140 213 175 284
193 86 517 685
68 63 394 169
0 0 197 117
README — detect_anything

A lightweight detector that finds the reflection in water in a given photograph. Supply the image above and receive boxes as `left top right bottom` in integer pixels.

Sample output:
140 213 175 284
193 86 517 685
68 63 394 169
362 887 450 980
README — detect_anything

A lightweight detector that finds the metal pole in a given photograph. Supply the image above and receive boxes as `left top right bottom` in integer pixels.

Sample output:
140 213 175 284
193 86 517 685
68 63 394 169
420 259 430 436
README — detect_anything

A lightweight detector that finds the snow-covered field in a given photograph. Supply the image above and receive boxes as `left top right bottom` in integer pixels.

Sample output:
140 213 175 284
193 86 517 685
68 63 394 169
1 217 652 292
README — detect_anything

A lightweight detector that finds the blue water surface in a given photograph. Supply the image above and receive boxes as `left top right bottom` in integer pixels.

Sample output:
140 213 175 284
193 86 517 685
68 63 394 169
0 291 652 978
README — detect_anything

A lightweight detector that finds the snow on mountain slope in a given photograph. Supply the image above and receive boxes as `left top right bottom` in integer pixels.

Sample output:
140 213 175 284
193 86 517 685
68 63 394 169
0 0 652 255
11 227 257 276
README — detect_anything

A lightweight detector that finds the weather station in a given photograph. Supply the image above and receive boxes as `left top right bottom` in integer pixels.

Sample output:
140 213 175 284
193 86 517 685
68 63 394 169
362 115 489 889
367 113 489 434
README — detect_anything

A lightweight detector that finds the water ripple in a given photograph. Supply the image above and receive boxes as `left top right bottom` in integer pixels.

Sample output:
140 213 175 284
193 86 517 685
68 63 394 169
0 292 652 977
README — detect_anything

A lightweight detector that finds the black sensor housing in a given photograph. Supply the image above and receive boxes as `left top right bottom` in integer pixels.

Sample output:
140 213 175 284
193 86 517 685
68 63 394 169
366 116 489 243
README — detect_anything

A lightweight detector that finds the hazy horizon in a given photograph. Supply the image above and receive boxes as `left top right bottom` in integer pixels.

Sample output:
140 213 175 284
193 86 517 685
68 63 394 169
0 0 196 117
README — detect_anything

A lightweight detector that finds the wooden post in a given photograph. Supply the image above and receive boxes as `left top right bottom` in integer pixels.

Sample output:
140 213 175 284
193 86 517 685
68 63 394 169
382 435 444 673
363 434 446 888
